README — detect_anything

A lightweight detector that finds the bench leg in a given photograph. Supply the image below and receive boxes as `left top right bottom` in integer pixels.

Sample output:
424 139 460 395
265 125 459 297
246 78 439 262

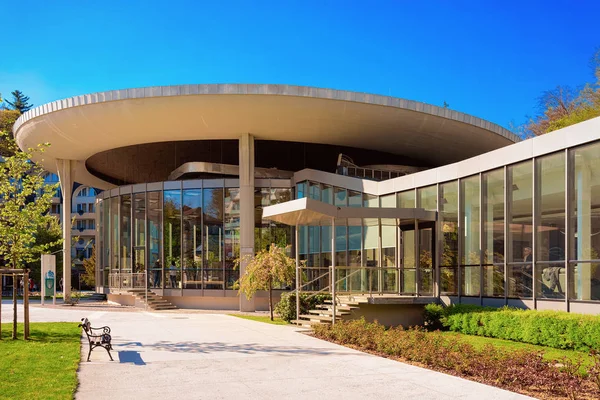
105 346 114 361
87 346 92 362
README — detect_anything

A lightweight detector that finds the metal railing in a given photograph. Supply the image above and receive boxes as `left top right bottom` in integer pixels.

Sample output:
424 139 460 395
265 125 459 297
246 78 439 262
108 272 146 291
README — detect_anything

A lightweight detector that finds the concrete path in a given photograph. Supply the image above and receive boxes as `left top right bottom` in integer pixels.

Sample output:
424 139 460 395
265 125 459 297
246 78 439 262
1 301 532 400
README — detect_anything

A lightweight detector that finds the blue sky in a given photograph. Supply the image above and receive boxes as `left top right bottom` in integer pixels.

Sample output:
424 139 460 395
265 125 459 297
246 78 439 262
1 0 598 129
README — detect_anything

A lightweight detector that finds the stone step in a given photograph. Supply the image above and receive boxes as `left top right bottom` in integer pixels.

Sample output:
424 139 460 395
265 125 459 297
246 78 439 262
151 305 178 310
299 314 339 322
324 299 361 306
291 319 325 327
316 304 358 311
308 309 350 316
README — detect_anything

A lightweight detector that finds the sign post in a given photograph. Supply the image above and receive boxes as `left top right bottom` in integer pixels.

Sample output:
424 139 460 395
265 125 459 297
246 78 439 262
41 254 56 306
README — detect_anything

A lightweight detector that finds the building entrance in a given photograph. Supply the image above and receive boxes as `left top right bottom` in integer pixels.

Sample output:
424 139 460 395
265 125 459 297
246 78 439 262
400 221 435 296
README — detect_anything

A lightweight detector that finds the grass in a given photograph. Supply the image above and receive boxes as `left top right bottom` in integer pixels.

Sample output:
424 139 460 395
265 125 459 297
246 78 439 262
229 314 289 325
439 331 594 371
0 322 81 400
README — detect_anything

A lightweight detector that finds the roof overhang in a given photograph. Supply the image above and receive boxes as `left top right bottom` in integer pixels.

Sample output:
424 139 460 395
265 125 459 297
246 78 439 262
12 84 518 189
262 197 437 226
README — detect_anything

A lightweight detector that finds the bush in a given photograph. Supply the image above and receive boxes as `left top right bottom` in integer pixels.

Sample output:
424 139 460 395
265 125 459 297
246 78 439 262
274 292 331 322
423 303 444 330
313 319 598 399
432 304 600 351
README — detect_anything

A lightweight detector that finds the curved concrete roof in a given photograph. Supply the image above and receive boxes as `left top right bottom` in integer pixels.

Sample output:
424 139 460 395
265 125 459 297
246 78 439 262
13 84 519 189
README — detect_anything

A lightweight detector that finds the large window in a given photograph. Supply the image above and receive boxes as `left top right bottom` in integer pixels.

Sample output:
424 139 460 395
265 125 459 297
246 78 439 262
417 185 437 211
204 188 224 290
164 190 181 289
183 190 202 289
398 190 415 208
133 193 146 274
440 181 458 295
461 176 480 296
482 169 505 297
507 161 533 297
536 153 566 299
570 142 600 301
148 192 163 288
225 188 240 289
110 196 119 271
120 195 132 272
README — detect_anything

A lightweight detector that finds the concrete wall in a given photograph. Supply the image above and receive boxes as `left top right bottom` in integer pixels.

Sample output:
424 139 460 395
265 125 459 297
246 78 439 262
345 304 425 328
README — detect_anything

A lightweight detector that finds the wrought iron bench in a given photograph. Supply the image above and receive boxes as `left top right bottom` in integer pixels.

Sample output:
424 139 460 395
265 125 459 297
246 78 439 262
79 317 114 362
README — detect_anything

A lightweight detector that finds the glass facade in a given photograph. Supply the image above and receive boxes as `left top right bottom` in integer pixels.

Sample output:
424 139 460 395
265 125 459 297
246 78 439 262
99 181 292 293
97 138 600 307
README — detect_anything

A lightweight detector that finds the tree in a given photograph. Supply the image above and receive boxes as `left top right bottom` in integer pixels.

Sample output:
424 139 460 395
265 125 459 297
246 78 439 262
82 245 96 287
0 132 62 270
5 90 33 114
526 48 600 136
0 109 21 155
236 244 296 321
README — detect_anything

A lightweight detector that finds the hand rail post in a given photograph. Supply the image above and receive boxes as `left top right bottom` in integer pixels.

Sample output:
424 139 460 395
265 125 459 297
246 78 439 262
331 217 336 326
295 225 300 323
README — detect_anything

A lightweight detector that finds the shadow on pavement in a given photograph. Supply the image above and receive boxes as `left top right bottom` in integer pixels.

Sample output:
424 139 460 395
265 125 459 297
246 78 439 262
122 341 360 356
118 351 146 365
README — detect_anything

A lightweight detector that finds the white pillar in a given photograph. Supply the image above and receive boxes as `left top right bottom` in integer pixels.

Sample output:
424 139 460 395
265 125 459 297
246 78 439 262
239 133 255 311
56 159 74 302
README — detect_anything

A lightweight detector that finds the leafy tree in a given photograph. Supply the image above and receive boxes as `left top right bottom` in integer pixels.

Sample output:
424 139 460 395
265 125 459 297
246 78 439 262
82 245 96 287
0 109 21 155
236 244 296 321
527 48 600 136
0 133 62 270
5 90 33 114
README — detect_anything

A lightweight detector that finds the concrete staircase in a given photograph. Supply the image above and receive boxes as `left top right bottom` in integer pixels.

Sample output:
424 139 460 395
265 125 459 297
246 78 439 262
86 292 107 302
128 289 178 310
292 295 366 328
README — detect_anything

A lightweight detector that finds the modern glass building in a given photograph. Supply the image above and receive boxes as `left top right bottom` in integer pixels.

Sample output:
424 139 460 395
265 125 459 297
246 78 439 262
12 84 600 314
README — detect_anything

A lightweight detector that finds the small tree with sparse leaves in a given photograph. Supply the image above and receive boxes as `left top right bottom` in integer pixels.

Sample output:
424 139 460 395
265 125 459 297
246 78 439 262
236 244 296 321
0 132 62 270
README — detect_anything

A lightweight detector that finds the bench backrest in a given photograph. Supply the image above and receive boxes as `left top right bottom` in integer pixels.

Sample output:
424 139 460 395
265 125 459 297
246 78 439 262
80 318 92 335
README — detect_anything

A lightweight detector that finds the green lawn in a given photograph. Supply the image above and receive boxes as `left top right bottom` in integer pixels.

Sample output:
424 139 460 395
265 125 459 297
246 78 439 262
0 322 81 400
439 331 593 371
229 314 289 325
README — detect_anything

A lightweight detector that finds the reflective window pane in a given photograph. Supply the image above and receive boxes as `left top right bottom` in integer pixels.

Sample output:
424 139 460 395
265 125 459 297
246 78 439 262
133 193 146 274
204 188 223 290
334 188 347 207
536 153 566 262
398 190 415 208
417 185 437 211
225 188 240 289
164 190 181 288
148 192 163 288
183 190 202 289
507 160 533 297
461 175 480 296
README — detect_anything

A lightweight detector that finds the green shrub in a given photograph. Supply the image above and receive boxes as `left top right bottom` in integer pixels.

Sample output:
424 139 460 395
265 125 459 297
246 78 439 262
440 305 600 351
423 303 444 330
313 319 598 399
274 292 331 322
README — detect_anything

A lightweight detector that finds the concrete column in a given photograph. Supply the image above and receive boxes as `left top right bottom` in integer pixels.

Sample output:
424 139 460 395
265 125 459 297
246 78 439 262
56 159 74 302
239 133 255 311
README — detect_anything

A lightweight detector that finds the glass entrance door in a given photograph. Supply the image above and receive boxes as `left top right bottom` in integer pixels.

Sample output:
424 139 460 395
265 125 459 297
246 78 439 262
400 221 435 295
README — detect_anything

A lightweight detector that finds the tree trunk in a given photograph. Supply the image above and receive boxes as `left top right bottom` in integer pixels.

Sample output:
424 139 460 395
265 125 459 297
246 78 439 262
269 278 273 321
12 273 17 340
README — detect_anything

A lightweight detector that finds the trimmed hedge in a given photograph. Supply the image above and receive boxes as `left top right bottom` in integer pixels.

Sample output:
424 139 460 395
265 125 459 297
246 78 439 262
274 292 331 322
426 304 600 351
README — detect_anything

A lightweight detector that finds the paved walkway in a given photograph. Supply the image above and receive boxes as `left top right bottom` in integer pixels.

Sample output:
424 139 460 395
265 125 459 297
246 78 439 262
1 301 532 400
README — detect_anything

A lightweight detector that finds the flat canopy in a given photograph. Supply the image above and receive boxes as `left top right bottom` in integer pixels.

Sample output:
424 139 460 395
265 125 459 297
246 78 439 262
262 197 437 226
